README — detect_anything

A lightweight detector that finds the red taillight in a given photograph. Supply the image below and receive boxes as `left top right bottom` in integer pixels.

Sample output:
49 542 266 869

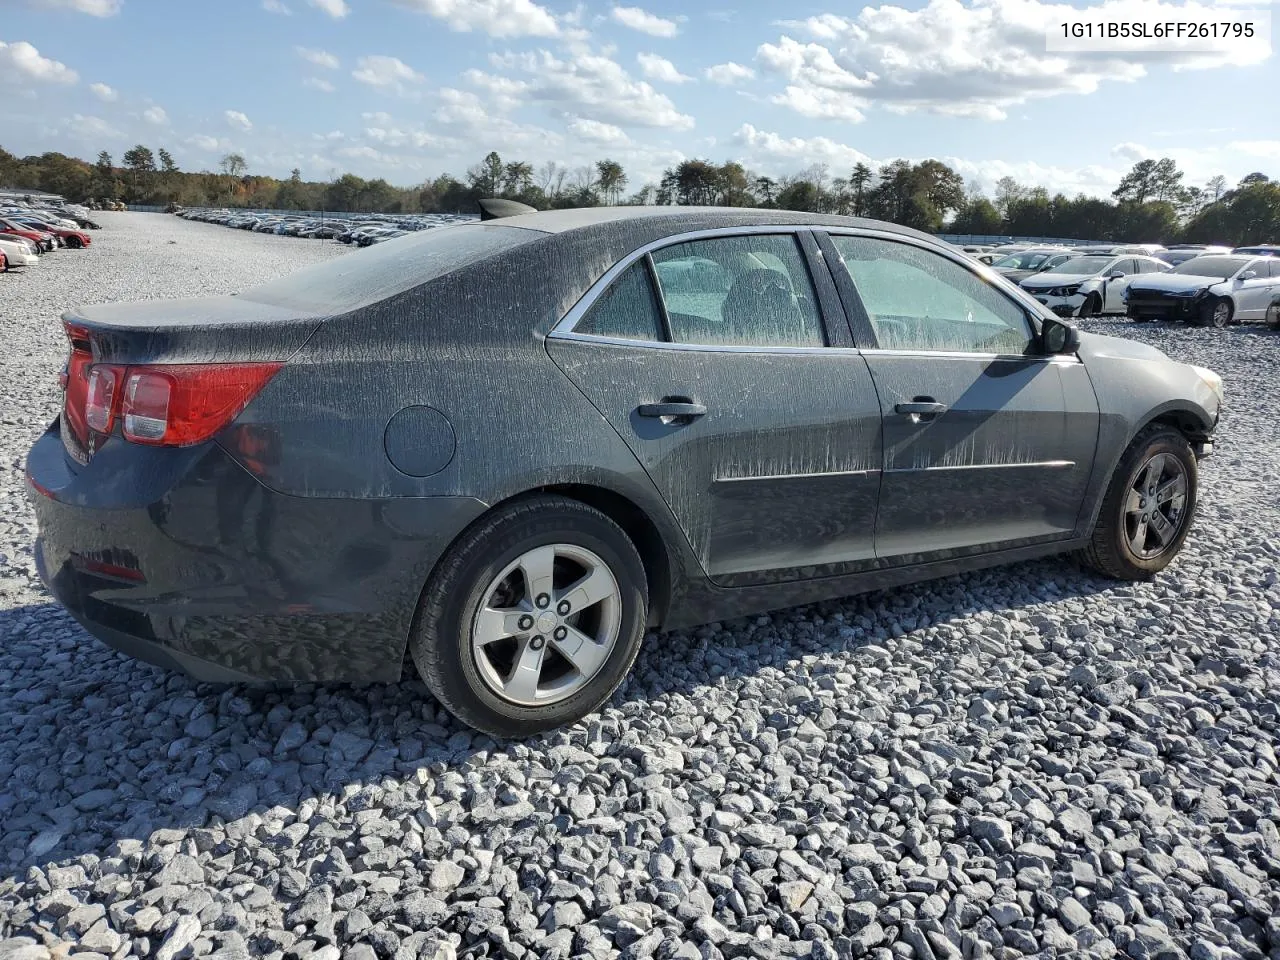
119 363 283 446
59 320 282 450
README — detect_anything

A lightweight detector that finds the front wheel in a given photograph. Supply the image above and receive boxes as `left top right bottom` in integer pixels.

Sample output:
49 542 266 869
1078 424 1198 580
1200 298 1233 328
409 495 649 738
1078 294 1101 319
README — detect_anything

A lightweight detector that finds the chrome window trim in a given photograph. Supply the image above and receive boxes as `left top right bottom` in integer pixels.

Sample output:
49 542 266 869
548 222 1083 364
550 328 1081 364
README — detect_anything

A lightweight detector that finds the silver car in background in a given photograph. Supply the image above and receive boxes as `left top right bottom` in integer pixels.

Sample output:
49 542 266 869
1019 254 1172 317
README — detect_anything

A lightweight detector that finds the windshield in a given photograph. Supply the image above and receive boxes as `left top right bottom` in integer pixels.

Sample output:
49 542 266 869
1169 256 1247 279
238 222 536 312
1051 256 1113 275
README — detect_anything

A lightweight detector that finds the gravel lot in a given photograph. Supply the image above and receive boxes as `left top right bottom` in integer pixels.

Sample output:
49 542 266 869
2 215 1279 960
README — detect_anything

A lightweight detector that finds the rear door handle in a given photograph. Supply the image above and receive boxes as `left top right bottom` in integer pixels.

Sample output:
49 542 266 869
895 401 948 416
637 401 707 421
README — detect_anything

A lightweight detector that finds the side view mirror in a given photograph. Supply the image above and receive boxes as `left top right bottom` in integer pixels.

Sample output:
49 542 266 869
1107 270 1126 279
1042 316 1081 355
1239 271 1257 281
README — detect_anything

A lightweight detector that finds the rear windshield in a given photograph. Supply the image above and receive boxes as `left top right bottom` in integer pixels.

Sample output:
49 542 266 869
237 222 540 312
1169 256 1246 278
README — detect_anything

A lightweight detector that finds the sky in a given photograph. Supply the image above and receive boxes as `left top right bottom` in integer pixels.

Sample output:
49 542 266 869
0 0 1276 200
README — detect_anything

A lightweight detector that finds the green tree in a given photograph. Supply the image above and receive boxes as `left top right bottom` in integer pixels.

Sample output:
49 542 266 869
468 151 505 196
849 162 874 216
777 179 821 212
595 159 627 205
949 197 1003 234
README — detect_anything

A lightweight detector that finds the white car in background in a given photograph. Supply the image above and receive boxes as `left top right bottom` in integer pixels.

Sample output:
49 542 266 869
1018 253 1172 317
0 235 40 268
1125 254 1280 326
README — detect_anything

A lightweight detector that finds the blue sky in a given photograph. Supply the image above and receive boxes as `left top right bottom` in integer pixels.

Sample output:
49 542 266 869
1 0 1276 198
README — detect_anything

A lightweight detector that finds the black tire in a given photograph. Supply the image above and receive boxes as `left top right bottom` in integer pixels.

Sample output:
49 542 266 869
1078 294 1101 319
1200 297 1232 329
1078 424 1198 581
408 494 648 739
66 236 82 249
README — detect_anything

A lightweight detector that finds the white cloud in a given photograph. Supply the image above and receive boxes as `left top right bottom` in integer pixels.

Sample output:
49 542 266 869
296 46 340 69
262 0 290 12
307 0 349 17
388 0 559 36
765 0 1266 123
66 114 125 140
89 81 118 102
704 61 753 85
470 49 695 130
225 110 253 131
42 0 121 15
142 106 168 125
637 53 692 84
567 117 631 145
304 76 337 92
352 55 426 95
611 5 679 37
0 41 79 85
186 134 229 151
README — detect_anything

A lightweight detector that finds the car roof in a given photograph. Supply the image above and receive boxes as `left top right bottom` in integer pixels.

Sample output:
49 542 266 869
485 205 940 244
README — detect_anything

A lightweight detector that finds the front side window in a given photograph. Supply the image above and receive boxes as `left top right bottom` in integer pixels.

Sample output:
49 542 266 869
829 235 1034 355
650 234 826 347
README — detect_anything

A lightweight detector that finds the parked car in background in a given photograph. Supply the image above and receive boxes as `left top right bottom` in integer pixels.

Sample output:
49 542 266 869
0 218 56 252
1156 250 1213 267
989 247 1075 283
1233 245 1280 257
6 217 91 248
1125 255 1280 326
1019 254 1171 317
0 236 40 268
27 207 1224 736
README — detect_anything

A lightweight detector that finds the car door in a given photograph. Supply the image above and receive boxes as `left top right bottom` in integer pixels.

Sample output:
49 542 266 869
1235 259 1279 319
1102 259 1139 313
546 229 884 586
817 230 1100 565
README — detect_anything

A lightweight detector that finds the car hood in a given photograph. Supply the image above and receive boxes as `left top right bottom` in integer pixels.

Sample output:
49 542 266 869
1021 271 1097 288
1127 273 1223 293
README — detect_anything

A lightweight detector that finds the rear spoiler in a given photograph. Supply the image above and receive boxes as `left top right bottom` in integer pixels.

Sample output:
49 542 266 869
478 198 538 221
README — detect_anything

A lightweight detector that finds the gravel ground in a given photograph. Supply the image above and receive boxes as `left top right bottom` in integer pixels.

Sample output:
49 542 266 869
2 219 1280 960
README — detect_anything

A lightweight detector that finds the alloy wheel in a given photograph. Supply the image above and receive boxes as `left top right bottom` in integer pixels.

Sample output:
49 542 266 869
1212 301 1231 328
1123 453 1190 560
470 543 622 706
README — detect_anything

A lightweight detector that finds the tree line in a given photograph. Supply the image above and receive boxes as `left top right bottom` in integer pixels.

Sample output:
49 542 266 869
1 142 1275 245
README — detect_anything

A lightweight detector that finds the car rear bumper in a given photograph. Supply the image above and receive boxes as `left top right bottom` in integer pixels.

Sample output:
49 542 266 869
26 422 487 683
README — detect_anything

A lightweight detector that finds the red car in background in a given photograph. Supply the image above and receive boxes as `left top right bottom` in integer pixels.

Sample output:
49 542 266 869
0 218 56 252
5 217 91 248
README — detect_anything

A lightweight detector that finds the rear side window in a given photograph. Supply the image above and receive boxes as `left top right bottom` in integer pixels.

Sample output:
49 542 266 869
238 223 538 312
650 234 825 347
575 262 665 341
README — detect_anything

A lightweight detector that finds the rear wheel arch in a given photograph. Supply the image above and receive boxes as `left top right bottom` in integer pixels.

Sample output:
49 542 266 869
529 483 673 631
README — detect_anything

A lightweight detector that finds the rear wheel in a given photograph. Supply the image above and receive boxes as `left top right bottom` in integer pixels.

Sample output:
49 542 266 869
1078 424 1197 580
409 495 648 738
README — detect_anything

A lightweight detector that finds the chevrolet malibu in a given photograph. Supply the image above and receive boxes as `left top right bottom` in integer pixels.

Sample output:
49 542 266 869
28 208 1224 737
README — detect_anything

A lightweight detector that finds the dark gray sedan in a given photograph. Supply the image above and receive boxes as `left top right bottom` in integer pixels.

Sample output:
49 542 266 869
27 208 1224 737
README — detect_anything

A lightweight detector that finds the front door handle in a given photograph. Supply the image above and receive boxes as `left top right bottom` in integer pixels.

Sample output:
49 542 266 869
895 401 948 416
637 401 707 421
